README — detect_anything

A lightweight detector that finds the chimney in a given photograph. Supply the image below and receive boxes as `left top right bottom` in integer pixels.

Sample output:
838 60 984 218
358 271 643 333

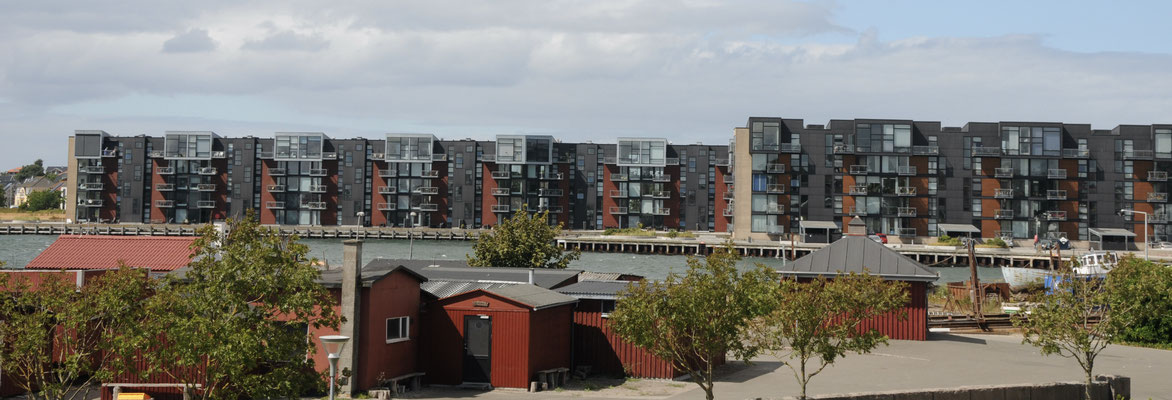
339 239 363 395
847 216 867 236
528 268 535 285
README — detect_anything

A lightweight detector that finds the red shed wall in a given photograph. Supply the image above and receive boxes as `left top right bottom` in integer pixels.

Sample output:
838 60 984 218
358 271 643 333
420 292 533 388
572 300 677 378
355 271 422 389
527 305 573 376
856 280 928 341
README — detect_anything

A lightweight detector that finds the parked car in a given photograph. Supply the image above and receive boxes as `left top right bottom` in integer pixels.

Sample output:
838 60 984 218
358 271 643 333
868 233 888 244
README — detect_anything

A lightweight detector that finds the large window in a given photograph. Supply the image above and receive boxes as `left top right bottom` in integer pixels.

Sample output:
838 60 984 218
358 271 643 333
1001 126 1060 156
854 124 911 153
617 139 666 166
386 316 410 343
1156 129 1172 158
274 133 323 160
750 121 780 151
385 135 433 161
164 132 213 159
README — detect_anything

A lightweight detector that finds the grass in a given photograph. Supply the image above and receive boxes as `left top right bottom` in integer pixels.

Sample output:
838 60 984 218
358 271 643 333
0 208 66 222
1119 341 1172 351
602 225 696 238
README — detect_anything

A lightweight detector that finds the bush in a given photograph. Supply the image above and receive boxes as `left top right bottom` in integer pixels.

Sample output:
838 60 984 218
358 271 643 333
19 190 62 212
936 235 962 246
983 237 1009 248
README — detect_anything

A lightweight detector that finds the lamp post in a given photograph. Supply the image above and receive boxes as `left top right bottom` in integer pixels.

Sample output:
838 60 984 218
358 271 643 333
1119 209 1150 260
319 335 350 400
409 211 417 260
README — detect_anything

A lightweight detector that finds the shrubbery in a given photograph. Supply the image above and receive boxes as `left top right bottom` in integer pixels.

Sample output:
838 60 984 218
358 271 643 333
936 234 962 246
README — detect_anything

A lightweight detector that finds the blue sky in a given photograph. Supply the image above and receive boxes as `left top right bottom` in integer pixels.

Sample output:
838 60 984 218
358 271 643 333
1 1 1171 165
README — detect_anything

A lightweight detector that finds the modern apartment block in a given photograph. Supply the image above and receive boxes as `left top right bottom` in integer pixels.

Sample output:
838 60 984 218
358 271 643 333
66 131 732 231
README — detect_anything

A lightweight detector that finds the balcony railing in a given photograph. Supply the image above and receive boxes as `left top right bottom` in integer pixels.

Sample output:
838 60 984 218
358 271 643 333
198 167 217 175
1046 190 1068 200
212 151 226 158
995 209 1014 219
723 191 734 200
899 228 918 238
849 165 869 175
196 200 216 208
1048 169 1067 179
378 186 398 194
912 146 939 155
153 200 173 208
540 172 564 180
1063 148 1090 158
1124 150 1154 160
897 166 917 176
722 206 734 217
1150 213 1170 223
766 163 786 173
994 188 1015 199
265 201 285 209
148 150 164 158
610 173 628 181
415 203 439 212
421 170 441 178
609 189 628 198
156 167 174 175
155 183 174 191
493 188 512 196
994 168 1014 178
269 168 286 176
491 171 511 179
101 148 118 157
380 169 397 177
79 182 104 190
197 184 216 191
308 185 327 193
492 204 512 213
302 201 328 210
480 154 496 162
377 203 397 211
897 187 917 196
1149 171 1169 181
832 144 854 154
609 207 628 215
432 154 448 161
764 204 784 214
267 184 286 192
779 143 802 153
1045 211 1067 221
1148 192 1168 202
650 190 670 199
973 147 1002 157
651 174 671 182
415 187 440 195
82 166 106 174
538 188 563 197
848 185 868 195
651 208 671 216
845 206 868 216
898 207 917 217
764 184 786 194
308 168 328 176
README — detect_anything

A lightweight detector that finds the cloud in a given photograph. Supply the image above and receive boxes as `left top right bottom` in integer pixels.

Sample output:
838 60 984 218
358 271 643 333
242 30 330 52
163 29 217 53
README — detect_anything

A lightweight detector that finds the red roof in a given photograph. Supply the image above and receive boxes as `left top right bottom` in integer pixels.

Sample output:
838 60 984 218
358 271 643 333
26 235 197 271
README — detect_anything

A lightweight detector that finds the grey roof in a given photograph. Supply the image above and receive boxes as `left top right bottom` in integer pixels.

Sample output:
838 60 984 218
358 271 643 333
938 223 981 234
579 271 623 281
317 260 429 288
1089 228 1136 238
422 280 517 299
485 284 578 310
848 216 866 226
556 280 638 299
783 235 938 282
398 260 582 289
800 220 841 230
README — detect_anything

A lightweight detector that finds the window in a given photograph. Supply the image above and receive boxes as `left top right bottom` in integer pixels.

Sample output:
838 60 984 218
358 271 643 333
386 317 410 343
600 300 616 317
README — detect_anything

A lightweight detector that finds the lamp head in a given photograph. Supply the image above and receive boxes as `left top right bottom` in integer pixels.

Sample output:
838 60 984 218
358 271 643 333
319 335 350 357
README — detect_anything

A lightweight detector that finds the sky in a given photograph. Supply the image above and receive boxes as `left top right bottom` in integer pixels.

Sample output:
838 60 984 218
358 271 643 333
2 0 1172 165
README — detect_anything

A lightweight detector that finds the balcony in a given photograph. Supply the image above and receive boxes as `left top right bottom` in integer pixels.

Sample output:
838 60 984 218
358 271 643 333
302 201 328 210
766 184 786 194
79 182 104 190
153 200 173 208
101 148 118 157
1151 214 1170 223
267 184 286 192
723 191 734 200
491 171 511 180
649 190 670 199
766 163 786 173
269 168 286 176
994 188 1015 199
415 203 439 212
377 203 398 211
1148 192 1168 202
1124 150 1154 160
308 185 327 193
308 168 328 176
492 204 512 213
540 172 564 180
832 144 854 154
378 186 398 194
1063 148 1090 158
432 154 448 161
912 146 939 155
82 166 106 174
539 188 563 197
155 183 174 191
651 174 671 182
1047 169 1067 179
849 165 869 175
609 207 628 215
1044 190 1067 200
848 185 868 195
722 206 734 217
896 187 917 196
198 167 217 175
1045 211 1067 221
148 150 164 158
493 188 512 196
415 187 440 195
995 209 1014 219
609 189 628 198
780 143 802 153
994 167 1014 178
78 199 104 207
651 208 671 216
845 206 868 216
897 166 917 176
265 201 285 209
899 228 918 238
1149 171 1169 181
156 167 174 175
714 159 730 166
973 147 1002 157
898 207 917 217
380 169 397 177
212 151 226 158
480 154 496 162
764 204 785 214
197 184 216 191
196 200 216 208
610 173 629 181
421 170 440 178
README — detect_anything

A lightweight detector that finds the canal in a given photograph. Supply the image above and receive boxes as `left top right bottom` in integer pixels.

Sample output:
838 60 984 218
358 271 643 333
0 235 1005 283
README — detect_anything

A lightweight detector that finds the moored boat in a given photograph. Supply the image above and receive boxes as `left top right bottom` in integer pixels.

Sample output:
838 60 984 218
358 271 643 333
1001 251 1118 291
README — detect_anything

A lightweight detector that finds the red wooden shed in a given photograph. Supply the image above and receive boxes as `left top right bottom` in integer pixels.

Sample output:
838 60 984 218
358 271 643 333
420 284 576 389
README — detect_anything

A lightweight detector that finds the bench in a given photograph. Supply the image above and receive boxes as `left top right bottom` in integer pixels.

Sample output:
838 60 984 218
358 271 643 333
530 368 570 392
375 372 425 396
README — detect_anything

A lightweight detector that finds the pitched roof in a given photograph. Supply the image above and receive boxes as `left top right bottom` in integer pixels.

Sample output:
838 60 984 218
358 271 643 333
316 260 429 288
26 235 197 271
484 284 577 310
421 280 517 299
783 235 938 281
396 259 582 289
556 280 637 299
938 223 981 234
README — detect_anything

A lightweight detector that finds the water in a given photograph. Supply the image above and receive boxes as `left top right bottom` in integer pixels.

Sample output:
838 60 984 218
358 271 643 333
0 235 1003 283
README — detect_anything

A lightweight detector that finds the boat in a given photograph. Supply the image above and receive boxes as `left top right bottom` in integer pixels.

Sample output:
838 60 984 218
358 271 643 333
1000 251 1118 291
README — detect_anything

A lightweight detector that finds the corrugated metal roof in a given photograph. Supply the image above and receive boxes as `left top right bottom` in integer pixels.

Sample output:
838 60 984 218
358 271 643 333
556 280 637 299
938 223 981 234
783 235 938 281
395 259 581 289
1089 228 1136 238
421 280 516 299
316 261 428 288
578 271 623 281
26 235 196 271
799 220 841 230
485 284 577 310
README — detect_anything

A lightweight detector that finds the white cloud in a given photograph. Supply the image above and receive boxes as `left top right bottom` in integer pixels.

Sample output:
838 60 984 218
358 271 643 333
163 29 217 53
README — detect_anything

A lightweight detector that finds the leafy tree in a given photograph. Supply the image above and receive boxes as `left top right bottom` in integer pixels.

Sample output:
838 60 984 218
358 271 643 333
126 213 341 399
14 159 44 182
748 272 908 400
0 266 151 400
468 208 580 269
1106 256 1172 345
1013 258 1144 400
20 190 62 211
609 244 777 400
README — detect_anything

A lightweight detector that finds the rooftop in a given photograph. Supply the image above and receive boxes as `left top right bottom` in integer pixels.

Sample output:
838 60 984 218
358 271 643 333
396 259 582 289
783 235 938 282
26 235 197 271
556 280 638 299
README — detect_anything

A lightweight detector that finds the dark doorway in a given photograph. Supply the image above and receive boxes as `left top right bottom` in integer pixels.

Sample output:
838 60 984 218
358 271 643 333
463 315 492 384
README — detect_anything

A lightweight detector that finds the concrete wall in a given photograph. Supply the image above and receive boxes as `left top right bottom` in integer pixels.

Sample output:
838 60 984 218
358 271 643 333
775 374 1130 400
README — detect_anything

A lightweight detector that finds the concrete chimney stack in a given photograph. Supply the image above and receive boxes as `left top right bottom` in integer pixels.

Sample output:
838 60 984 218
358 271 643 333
339 239 363 395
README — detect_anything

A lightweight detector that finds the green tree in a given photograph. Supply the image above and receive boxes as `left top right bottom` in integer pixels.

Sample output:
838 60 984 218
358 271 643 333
126 213 341 400
748 272 908 400
0 266 152 400
1013 258 1144 400
609 244 777 400
20 190 62 211
468 208 580 269
1106 256 1172 345
14 159 45 182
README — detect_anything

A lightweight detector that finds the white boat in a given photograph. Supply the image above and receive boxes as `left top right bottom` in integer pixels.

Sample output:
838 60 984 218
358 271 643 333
1001 251 1118 291
1001 266 1055 291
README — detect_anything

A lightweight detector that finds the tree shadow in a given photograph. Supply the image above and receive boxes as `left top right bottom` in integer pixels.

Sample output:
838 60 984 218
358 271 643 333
711 360 785 384
927 332 987 345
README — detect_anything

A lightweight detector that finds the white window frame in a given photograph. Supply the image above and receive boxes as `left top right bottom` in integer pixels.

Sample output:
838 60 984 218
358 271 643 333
385 316 410 344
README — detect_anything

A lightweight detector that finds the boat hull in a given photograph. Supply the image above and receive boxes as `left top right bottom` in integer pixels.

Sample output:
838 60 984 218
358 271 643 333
1001 267 1056 291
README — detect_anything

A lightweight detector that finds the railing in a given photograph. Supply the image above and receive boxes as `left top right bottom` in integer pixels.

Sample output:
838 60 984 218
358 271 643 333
1150 213 1169 223
995 209 1014 219
764 204 785 214
897 187 917 196
415 203 439 212
432 154 448 161
79 182 104 190
323 151 338 160
492 204 511 213
259 152 274 159
198 167 217 175
1148 192 1168 202
845 206 868 216
378 186 398 194
302 201 328 210
832 144 854 154
994 167 1014 178
1124 150 1154 160
779 143 802 153
267 184 286 192
995 188 1015 198
651 174 671 182
480 154 497 162
540 172 564 180
609 207 628 214
899 228 918 238
148 150 164 158
723 192 734 200
491 171 511 179
1047 169 1067 179
154 200 174 208
265 201 285 209
415 187 440 195
651 208 671 215
197 184 216 191
848 185 868 195
723 207 734 217
972 147 1002 157
493 188 512 196
650 190 670 199
610 173 628 181
308 169 328 176
666 157 680 164
269 168 286 176
912 146 939 155
377 203 397 211
372 153 386 160
1063 148 1090 158
196 201 216 208
766 163 786 173
82 166 106 174
157 167 175 175
1149 171 1169 181
1045 211 1067 220
849 165 869 174
897 166 917 176
538 188 563 197
421 170 440 178
766 184 786 194
76 199 103 207
101 148 118 157
308 185 327 193
609 190 628 198
155 183 174 191
898 207 917 217
380 169 397 177
1046 190 1067 200
714 159 730 166
212 151 226 158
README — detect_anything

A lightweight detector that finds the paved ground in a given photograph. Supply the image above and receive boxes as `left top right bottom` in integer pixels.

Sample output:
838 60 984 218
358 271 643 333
404 333 1172 400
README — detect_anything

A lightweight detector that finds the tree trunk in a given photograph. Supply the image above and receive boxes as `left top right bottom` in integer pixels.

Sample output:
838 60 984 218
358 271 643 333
1084 371 1093 400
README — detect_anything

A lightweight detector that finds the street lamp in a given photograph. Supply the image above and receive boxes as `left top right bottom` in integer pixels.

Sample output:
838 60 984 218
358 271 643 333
1119 209 1150 260
319 335 350 400
409 211 418 260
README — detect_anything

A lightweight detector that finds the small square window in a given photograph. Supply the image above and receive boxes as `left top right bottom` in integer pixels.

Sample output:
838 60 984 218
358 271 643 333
386 316 410 343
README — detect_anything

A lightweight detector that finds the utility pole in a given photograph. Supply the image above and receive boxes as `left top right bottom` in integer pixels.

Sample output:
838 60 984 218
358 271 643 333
967 238 983 322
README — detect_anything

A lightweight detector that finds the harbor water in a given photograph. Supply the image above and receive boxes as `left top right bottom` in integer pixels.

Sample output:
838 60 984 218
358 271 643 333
0 235 1005 283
